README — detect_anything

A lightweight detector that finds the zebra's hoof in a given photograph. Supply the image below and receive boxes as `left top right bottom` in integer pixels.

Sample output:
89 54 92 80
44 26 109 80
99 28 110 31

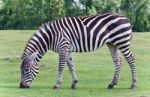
53 85 59 90
71 84 77 89
108 84 114 89
130 84 137 89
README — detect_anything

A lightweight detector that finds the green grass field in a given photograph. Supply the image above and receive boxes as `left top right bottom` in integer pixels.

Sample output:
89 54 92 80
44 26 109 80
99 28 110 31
0 30 150 97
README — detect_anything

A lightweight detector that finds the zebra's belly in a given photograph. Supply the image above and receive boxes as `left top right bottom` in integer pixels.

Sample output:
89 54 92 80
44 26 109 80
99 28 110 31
70 43 102 52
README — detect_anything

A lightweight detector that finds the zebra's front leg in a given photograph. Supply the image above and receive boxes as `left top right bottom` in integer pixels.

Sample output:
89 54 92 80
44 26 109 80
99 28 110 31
107 44 122 89
53 50 69 89
66 52 78 89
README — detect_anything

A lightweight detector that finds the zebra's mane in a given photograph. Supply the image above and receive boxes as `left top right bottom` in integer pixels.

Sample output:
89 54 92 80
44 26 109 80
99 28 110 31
21 22 49 59
21 32 38 59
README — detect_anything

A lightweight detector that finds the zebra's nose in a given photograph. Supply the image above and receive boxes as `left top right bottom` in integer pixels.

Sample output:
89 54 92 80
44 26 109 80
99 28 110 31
20 81 30 88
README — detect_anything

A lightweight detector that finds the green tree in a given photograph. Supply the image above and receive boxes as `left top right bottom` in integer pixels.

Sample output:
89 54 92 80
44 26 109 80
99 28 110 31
93 0 121 14
0 0 150 31
80 0 97 15
64 0 82 16
0 0 66 29
121 0 150 32
49 0 65 19
80 0 121 15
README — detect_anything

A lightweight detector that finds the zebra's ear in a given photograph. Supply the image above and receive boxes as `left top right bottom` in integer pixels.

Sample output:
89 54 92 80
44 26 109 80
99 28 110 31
21 51 38 60
20 56 23 60
27 51 38 60
21 55 26 60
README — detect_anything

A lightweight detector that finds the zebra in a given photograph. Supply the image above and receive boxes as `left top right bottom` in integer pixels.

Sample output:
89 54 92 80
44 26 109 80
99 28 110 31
20 13 137 89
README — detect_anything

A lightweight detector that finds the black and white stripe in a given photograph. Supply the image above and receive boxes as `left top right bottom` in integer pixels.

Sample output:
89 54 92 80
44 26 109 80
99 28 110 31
20 13 137 89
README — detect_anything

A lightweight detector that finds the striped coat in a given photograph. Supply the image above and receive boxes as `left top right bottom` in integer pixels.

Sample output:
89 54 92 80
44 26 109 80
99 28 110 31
20 13 137 89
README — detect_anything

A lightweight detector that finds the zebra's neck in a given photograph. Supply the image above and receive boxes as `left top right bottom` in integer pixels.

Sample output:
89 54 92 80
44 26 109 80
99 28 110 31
22 21 61 61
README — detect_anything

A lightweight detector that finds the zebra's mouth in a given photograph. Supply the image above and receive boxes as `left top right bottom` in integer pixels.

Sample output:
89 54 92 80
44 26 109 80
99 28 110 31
20 81 30 88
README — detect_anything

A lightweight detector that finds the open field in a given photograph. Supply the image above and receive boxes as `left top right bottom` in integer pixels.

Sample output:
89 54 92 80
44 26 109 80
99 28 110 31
0 30 150 97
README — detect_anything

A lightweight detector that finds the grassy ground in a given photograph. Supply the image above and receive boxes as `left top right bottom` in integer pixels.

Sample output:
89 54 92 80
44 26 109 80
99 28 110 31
0 30 150 97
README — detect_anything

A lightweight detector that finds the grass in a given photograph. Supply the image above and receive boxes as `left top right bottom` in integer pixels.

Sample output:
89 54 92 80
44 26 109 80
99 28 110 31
0 30 150 97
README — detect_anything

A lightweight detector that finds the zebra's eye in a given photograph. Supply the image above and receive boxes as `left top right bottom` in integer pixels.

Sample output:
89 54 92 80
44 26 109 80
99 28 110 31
24 69 30 72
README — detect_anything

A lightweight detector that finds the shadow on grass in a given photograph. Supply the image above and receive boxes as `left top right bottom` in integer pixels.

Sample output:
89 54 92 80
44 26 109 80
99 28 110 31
0 83 136 93
31 85 133 92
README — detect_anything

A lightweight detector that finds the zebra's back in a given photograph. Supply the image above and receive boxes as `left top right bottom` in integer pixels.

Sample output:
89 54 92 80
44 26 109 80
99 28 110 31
60 13 132 52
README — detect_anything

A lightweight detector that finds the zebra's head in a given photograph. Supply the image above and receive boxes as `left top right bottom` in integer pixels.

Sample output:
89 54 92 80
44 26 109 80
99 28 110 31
20 52 39 88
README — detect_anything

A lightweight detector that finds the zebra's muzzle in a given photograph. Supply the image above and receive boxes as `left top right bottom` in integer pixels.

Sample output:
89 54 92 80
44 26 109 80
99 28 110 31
20 81 30 88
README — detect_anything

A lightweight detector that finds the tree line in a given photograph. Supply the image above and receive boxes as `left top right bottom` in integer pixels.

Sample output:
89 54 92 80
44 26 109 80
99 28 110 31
0 0 150 32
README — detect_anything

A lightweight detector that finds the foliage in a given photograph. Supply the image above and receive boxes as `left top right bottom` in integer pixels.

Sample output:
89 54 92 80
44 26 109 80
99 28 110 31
93 0 121 14
0 0 150 31
0 0 66 29
64 0 82 16
80 0 97 15
120 0 150 31
1 30 150 97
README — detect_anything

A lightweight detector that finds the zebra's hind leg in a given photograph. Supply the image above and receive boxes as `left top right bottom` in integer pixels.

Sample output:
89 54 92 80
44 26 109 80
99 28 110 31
107 43 122 89
66 52 78 89
53 50 69 89
119 47 137 89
